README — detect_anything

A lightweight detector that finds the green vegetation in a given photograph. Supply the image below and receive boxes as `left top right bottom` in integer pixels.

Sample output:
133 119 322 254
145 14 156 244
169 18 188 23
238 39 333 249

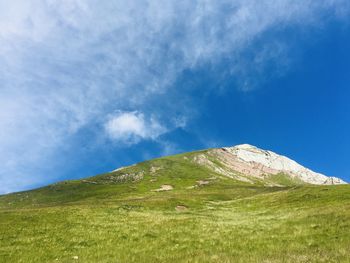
266 172 306 186
0 152 349 262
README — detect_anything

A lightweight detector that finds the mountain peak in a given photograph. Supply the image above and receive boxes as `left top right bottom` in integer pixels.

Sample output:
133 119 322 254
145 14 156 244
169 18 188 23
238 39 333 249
213 144 346 185
233 143 257 149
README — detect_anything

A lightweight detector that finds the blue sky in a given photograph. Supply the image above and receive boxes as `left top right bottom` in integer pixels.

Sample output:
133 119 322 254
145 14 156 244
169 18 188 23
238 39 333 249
0 1 349 193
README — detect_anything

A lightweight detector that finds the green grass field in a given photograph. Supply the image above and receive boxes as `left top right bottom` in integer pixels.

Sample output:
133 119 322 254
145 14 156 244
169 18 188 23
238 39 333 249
1 152 349 262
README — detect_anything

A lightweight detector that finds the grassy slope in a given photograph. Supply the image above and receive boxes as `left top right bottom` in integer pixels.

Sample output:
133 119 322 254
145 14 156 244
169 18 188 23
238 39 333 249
0 151 349 262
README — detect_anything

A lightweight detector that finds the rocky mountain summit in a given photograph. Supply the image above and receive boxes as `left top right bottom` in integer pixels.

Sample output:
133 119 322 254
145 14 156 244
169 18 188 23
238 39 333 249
205 144 346 185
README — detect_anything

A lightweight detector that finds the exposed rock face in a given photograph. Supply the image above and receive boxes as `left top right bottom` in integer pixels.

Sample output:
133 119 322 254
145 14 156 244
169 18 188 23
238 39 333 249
323 177 346 185
210 144 346 185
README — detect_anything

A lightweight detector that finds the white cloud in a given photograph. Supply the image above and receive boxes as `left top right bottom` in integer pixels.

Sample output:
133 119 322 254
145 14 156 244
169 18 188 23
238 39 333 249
0 0 349 193
105 111 167 144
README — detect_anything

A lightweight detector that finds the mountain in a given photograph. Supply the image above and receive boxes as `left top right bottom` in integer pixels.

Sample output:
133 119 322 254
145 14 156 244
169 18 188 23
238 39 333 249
193 144 346 185
0 144 349 262
110 143 345 188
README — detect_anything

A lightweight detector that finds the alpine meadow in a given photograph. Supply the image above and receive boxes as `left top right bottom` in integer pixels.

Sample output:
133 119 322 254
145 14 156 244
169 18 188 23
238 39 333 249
1 145 349 262
1 1 350 263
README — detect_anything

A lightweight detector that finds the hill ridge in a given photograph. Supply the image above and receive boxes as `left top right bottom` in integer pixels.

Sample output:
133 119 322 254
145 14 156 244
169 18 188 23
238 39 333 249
108 144 346 186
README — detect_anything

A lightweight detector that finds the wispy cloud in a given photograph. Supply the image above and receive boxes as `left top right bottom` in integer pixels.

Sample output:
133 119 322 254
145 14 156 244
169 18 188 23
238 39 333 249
0 0 349 193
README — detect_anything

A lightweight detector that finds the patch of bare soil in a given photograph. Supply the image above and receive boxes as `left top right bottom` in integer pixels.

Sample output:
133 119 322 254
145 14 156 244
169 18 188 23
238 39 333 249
175 205 188 211
152 184 173 192
196 180 209 186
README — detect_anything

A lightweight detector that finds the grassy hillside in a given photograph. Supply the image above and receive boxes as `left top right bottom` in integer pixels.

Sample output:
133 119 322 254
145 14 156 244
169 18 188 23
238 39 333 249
0 151 349 262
